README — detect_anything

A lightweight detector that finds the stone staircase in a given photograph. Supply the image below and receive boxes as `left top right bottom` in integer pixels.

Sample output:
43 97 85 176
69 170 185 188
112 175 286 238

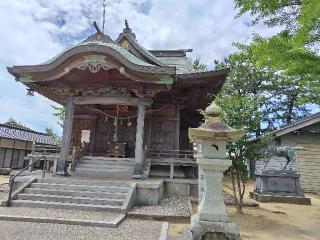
74 156 136 178
10 178 136 213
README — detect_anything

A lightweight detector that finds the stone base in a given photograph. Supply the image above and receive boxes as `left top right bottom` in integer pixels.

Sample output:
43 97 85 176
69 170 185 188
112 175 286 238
255 170 303 195
54 171 70 177
250 191 311 205
190 214 240 240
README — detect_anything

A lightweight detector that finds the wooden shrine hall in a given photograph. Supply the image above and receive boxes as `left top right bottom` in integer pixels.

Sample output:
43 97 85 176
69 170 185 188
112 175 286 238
7 21 228 179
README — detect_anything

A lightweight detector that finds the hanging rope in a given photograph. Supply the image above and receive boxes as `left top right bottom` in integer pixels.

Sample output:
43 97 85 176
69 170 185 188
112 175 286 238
86 104 167 120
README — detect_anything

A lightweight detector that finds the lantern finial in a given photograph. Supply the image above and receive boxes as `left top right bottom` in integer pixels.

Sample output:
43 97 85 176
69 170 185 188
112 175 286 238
205 101 222 123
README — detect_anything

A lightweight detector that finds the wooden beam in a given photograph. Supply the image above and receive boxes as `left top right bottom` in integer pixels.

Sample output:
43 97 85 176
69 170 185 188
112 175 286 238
74 114 97 120
73 96 153 106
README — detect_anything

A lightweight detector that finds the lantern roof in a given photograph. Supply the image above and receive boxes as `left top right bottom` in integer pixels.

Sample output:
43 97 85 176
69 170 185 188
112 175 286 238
189 101 245 141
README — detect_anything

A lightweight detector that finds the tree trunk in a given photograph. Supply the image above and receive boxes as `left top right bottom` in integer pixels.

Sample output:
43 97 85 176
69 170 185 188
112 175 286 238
286 94 297 124
236 171 244 214
231 168 243 213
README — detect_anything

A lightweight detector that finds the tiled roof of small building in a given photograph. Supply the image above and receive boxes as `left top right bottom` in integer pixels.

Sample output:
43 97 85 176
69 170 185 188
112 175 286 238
0 124 58 145
262 112 320 139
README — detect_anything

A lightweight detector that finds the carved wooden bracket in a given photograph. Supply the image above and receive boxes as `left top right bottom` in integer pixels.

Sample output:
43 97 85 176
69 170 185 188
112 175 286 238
76 62 115 73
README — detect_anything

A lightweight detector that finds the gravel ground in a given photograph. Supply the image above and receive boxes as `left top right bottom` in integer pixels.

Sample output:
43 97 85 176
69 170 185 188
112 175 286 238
130 194 235 218
0 207 120 221
0 219 164 240
130 196 190 217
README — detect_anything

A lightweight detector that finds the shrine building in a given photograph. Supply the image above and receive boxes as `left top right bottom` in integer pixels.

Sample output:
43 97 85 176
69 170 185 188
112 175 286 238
7 21 228 179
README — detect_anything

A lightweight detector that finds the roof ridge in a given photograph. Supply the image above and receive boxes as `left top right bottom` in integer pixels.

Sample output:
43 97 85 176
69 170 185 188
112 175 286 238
0 123 48 136
115 20 167 67
277 112 320 130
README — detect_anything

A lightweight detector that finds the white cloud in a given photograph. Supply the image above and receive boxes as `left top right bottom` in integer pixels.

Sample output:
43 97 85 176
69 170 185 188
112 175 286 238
0 0 279 134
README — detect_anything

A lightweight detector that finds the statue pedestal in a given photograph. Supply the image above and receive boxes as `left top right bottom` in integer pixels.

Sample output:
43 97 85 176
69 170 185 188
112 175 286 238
251 170 311 205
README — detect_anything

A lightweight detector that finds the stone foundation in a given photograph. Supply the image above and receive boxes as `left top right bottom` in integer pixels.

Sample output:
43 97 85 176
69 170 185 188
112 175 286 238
252 170 311 205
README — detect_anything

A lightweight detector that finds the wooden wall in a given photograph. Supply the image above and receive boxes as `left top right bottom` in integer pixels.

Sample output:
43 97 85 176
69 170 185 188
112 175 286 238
0 138 32 169
147 104 179 151
71 101 201 156
296 134 320 193
94 115 137 157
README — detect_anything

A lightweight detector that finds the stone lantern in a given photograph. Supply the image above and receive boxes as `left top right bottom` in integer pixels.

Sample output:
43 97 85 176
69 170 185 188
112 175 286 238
188 101 245 240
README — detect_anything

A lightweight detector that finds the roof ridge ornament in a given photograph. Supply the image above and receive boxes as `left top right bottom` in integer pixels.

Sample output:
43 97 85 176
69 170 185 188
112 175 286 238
82 21 114 43
122 19 136 39
93 21 102 34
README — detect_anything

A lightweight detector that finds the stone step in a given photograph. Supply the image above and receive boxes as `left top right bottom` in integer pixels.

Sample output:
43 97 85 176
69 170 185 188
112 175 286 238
0 213 125 228
17 193 124 206
24 188 127 199
81 157 135 162
30 183 130 193
11 200 123 212
73 171 133 178
76 164 134 170
38 178 130 188
80 159 136 165
75 167 133 173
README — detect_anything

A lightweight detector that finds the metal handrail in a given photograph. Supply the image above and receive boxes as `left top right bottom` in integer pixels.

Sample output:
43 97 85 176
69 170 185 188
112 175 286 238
6 156 47 207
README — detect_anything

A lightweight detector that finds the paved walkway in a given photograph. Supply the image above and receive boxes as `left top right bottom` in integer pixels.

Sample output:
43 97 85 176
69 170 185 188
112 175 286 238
0 207 119 221
0 218 165 240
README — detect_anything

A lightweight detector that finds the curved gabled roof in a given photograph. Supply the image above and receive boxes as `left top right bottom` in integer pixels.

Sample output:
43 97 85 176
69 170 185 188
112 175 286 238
7 40 176 80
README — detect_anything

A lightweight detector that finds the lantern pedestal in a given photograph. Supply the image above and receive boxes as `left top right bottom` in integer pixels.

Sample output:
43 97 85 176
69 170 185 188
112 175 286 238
191 215 240 240
186 101 244 240
190 158 240 240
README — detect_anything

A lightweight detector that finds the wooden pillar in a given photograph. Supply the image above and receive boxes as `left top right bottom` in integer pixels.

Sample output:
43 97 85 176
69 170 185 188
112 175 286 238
175 105 180 150
56 96 74 176
133 98 145 177
90 118 97 154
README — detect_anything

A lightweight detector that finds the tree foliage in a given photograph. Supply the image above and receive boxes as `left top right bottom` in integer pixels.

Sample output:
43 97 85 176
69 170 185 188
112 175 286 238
45 128 61 140
193 58 208 71
215 43 314 134
52 105 65 128
3 118 32 131
234 0 320 99
235 0 320 47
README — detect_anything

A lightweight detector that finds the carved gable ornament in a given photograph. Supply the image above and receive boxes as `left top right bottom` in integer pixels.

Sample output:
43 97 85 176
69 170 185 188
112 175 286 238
76 55 116 73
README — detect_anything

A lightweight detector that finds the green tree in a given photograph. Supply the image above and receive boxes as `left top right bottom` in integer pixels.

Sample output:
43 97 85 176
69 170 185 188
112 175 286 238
193 58 208 71
52 105 65 128
234 0 320 101
3 118 32 131
45 128 61 140
215 43 313 133
213 40 314 211
235 0 320 47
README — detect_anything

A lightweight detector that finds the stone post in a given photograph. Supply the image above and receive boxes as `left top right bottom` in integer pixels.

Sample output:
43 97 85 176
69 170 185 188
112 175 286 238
133 98 146 177
188 101 245 240
56 96 74 176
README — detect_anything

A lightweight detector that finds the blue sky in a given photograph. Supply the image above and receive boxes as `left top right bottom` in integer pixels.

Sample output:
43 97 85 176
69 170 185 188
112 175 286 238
0 0 294 135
